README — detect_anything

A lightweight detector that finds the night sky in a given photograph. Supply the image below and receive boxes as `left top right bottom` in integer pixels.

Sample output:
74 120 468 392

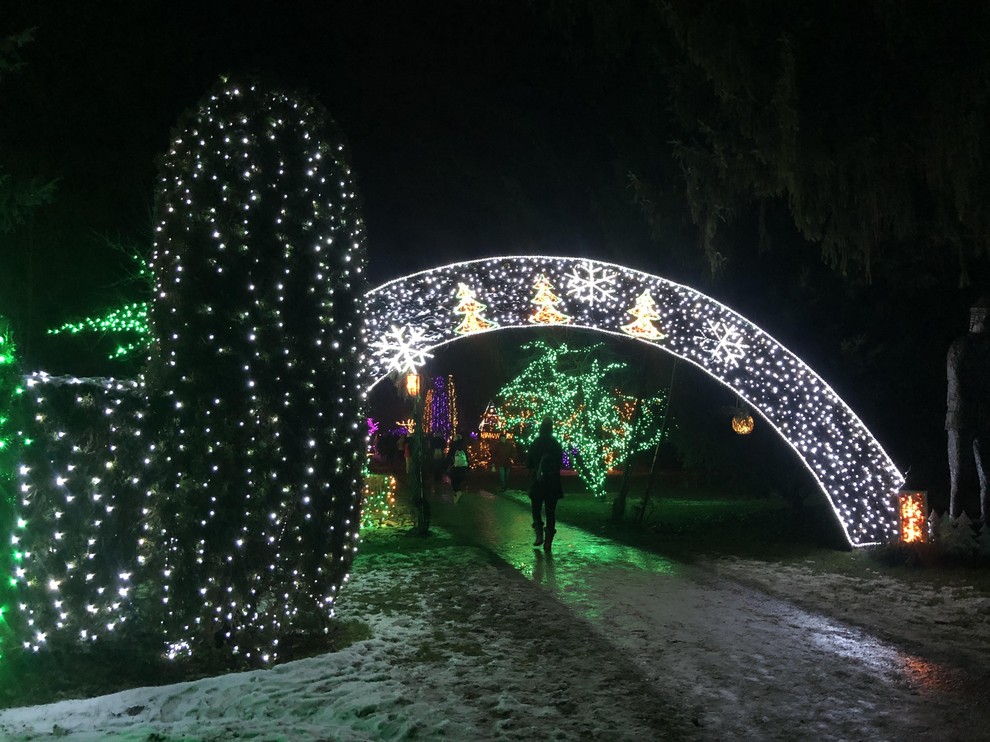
1 2 986 506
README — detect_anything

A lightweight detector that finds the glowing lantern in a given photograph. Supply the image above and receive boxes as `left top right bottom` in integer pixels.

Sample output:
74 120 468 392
731 412 755 435
897 491 928 543
405 372 421 398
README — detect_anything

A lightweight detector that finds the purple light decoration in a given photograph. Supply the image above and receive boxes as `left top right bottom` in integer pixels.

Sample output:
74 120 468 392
367 417 380 437
429 375 453 440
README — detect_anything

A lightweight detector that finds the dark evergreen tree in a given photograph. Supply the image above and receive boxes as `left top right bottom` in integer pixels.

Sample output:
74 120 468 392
0 28 56 354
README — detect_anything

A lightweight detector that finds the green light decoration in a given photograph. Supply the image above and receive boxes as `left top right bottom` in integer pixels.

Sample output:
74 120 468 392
495 340 669 498
47 302 151 360
0 322 26 658
0 324 21 456
360 473 396 529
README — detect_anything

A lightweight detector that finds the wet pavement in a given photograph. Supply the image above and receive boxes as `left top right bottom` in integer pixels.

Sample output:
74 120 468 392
427 485 990 740
434 487 681 607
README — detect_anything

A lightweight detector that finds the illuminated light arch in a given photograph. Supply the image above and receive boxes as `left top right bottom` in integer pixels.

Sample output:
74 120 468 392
363 255 904 547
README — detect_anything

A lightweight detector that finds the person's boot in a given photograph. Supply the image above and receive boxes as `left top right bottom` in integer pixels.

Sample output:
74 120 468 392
543 528 556 551
533 523 544 546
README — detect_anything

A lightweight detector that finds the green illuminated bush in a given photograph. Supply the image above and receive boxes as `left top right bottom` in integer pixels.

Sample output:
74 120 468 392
496 341 669 497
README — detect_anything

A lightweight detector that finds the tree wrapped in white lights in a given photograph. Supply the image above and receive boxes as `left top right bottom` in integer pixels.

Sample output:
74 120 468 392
9 78 367 664
142 77 367 663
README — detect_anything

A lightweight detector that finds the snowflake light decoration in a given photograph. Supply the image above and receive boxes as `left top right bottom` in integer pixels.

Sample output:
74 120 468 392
369 324 434 374
699 319 750 368
566 260 617 305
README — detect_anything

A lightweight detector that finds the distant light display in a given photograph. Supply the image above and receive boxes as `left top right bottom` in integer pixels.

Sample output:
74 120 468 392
496 340 668 497
360 474 396 529
898 491 928 544
423 375 457 440
474 401 504 469
363 256 904 546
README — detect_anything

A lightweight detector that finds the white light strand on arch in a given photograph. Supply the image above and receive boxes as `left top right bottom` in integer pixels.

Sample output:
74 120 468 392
363 256 904 547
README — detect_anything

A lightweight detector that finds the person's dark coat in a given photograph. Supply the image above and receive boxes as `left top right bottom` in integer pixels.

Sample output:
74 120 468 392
527 430 563 498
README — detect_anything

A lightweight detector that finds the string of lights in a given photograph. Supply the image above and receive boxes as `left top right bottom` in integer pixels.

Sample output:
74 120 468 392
12 373 145 652
7 81 908 665
144 77 367 663
47 302 151 360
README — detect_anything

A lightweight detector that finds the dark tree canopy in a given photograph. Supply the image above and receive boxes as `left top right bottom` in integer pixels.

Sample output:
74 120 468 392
549 2 990 285
0 29 56 233
661 1 990 283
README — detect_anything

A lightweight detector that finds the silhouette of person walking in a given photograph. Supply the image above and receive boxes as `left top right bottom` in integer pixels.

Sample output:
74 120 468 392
492 432 514 492
946 294 990 520
448 432 470 502
527 416 564 550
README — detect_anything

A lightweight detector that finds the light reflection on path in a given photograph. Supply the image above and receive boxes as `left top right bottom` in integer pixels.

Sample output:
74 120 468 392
432 487 986 740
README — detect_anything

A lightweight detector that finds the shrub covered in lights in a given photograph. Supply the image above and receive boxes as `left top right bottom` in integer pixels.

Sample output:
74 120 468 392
10 77 368 665
360 473 397 529
14 374 146 652
495 340 669 498
143 77 366 662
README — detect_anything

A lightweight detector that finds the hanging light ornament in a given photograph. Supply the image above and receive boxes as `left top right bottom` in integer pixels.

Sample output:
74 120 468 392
405 372 421 398
731 411 755 435
730 395 755 434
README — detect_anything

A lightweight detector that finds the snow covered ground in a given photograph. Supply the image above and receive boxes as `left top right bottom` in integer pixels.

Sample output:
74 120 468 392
1 489 988 741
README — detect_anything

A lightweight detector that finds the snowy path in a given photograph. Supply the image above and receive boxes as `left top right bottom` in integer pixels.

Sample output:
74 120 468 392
434 489 988 740
0 486 987 740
